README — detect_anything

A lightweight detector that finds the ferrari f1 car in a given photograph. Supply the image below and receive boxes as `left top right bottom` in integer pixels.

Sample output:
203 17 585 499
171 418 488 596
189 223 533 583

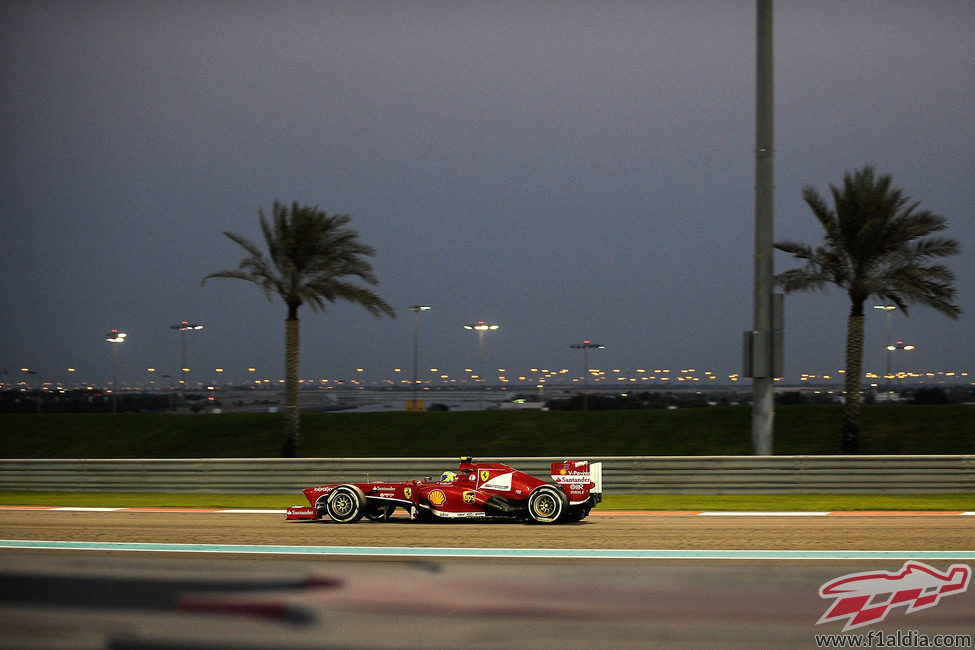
286 457 602 524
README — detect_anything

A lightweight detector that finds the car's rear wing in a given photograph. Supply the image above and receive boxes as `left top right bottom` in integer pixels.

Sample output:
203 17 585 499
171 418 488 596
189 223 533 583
551 460 602 503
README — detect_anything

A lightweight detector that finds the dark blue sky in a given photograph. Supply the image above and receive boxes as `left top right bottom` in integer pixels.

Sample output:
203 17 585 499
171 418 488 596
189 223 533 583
2 1 972 389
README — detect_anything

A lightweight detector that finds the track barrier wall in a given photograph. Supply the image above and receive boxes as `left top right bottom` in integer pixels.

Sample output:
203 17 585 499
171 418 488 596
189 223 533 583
1 456 973 494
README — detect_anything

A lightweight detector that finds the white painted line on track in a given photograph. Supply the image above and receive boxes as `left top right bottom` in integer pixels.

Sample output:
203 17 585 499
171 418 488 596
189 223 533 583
697 511 828 516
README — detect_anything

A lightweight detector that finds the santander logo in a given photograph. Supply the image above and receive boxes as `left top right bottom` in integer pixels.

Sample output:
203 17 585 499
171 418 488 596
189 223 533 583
817 561 971 632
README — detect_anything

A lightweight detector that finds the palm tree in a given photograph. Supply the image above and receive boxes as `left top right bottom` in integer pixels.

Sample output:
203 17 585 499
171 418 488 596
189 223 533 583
203 201 395 457
775 166 960 454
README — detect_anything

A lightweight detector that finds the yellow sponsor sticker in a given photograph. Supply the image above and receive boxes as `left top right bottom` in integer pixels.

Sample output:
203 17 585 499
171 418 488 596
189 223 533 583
428 489 446 506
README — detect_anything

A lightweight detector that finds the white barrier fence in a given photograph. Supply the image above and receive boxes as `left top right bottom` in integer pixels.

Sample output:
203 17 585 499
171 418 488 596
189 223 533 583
1 456 973 494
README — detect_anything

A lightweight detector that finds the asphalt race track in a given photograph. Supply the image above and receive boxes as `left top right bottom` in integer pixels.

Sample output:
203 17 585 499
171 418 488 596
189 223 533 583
1 508 973 648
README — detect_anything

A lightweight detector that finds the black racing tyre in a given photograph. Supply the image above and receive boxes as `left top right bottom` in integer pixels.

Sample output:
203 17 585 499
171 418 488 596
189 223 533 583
324 485 366 523
526 485 568 523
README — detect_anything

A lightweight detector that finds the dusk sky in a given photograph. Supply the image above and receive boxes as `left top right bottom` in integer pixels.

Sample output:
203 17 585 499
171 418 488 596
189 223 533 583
2 1 972 390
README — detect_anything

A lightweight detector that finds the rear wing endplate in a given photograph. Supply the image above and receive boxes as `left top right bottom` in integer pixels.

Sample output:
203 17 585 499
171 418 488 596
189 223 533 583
551 460 602 495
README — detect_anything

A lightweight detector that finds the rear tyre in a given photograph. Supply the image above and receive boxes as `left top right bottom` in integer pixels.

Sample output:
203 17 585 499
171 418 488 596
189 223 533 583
526 485 568 523
325 485 366 523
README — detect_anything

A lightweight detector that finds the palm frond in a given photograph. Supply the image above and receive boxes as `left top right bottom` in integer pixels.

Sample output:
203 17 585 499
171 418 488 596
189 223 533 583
203 201 396 319
779 166 961 318
774 240 815 259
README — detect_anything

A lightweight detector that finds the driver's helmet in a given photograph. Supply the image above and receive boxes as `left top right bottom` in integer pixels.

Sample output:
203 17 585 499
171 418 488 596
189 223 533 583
440 471 457 483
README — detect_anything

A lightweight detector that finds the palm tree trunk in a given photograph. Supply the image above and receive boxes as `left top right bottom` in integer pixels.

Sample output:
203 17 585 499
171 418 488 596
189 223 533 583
282 314 300 457
841 308 865 454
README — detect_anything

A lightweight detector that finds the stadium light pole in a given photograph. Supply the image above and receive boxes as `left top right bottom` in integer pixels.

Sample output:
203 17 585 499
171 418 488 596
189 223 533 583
464 321 499 409
570 340 604 411
409 305 431 410
748 0 778 455
874 305 896 398
105 329 127 413
170 321 203 392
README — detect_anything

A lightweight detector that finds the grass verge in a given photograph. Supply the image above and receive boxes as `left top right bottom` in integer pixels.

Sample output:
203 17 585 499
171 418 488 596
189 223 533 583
2 491 974 511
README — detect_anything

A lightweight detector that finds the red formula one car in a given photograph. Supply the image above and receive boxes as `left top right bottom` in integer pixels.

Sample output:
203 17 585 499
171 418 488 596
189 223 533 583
286 457 602 524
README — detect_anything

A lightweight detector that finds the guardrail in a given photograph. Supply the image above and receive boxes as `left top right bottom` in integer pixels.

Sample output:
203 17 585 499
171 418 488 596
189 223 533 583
2 456 973 494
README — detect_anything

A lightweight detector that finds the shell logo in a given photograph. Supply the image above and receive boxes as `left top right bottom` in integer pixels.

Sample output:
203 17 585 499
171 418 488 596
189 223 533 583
428 489 447 506
559 469 567 475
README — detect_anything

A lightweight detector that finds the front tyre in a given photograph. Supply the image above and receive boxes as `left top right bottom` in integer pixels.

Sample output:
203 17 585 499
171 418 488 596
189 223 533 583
526 485 568 523
325 485 366 523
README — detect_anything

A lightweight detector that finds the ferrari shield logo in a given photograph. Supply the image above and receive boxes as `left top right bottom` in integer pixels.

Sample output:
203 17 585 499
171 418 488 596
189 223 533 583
404 487 412 500
479 470 490 482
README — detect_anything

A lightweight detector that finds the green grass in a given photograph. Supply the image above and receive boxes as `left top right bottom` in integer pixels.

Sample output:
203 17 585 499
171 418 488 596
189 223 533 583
2 491 974 512
2 404 973 458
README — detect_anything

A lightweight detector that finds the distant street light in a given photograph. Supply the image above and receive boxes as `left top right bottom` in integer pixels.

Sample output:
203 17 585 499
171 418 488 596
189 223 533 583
464 321 499 409
170 321 203 391
21 368 40 413
409 305 431 411
570 340 605 411
886 340 916 392
105 329 127 412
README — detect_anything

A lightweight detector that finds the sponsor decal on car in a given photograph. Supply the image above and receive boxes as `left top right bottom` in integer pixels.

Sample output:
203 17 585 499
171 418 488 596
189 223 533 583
428 489 447 506
463 491 476 504
403 487 412 500
430 510 487 518
285 506 317 520
480 472 513 492
553 471 591 484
